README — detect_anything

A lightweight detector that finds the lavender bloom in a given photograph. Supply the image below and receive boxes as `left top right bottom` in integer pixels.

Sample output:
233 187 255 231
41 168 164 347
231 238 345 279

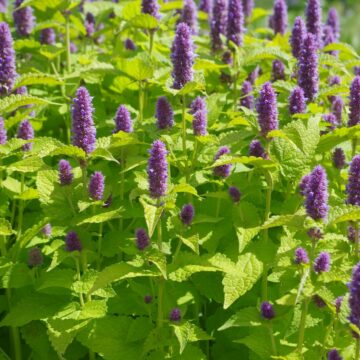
141 0 160 20
332 148 346 169
89 171 105 201
210 0 227 52
135 228 150 250
213 146 231 178
169 308 181 322
40 28 56 45
28 247 43 267
147 140 168 199
0 22 16 96
327 349 343 360
331 96 343 124
17 120 34 151
327 8 340 41
191 97 207 136
260 301 275 320
227 0 244 46
70 42 77 53
323 113 338 131
313 294 326 308
155 97 174 130
65 231 82 252
329 76 341 86
347 155 360 206
58 160 73 186
229 186 241 203
249 140 268 159
41 223 52 237
348 262 360 332
305 166 328 220
348 77 360 127
299 174 310 196
190 96 206 114
322 25 336 56
305 0 322 47
85 12 95 38
240 81 254 109
171 22 194 90
144 295 153 304
348 225 360 243
256 82 278 137
180 204 195 226
199 0 211 13
114 105 133 133
313 252 331 273
124 38 136 50
0 0 6 13
272 0 287 35
307 227 323 240
180 0 198 35
355 67 360 76
247 66 261 84
271 59 285 81
0 117 6 144
13 0 35 37
242 0 254 18
294 247 309 264
335 296 343 314
298 33 319 102
289 86 306 115
71 86 96 154
290 17 306 59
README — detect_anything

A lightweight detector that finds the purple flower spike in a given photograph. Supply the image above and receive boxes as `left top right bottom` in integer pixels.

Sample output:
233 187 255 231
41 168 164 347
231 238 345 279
214 146 231 178
70 42 77 53
331 96 343 124
71 86 96 154
135 228 150 250
124 38 136 50
348 225 360 243
322 25 336 56
299 174 310 196
332 148 346 169
0 22 16 96
305 166 328 220
290 17 306 59
0 117 7 144
327 349 343 360
210 0 227 52
156 97 174 130
41 223 52 238
227 0 244 46
272 0 288 35
260 301 275 320
28 247 43 267
40 28 56 45
271 59 285 81
298 33 319 102
327 8 340 41
171 22 194 90
85 13 95 38
329 76 341 86
0 0 7 13
58 159 73 186
17 120 34 151
114 105 133 133
13 0 35 37
348 77 360 127
289 86 306 115
347 155 360 206
313 252 331 273
65 231 82 252
228 186 241 203
191 97 207 136
180 0 198 35
335 296 343 314
249 140 268 159
242 0 254 19
141 0 160 19
247 66 261 84
169 308 181 322
147 140 168 199
199 0 211 13
305 0 322 47
348 262 360 332
323 113 338 131
256 82 278 137
89 171 105 201
180 204 195 226
294 247 309 264
190 96 206 114
240 81 254 109
307 227 323 241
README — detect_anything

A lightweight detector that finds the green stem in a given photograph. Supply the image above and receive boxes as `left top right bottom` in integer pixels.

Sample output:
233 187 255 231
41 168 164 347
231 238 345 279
17 173 25 241
97 222 103 271
149 30 154 56
119 148 125 232
75 257 85 307
138 81 144 125
356 339 360 360
268 323 277 356
297 297 310 356
81 165 88 199
181 95 189 182
173 238 182 262
65 14 71 74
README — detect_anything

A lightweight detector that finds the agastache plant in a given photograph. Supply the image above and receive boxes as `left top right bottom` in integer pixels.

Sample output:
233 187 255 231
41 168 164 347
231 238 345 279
17 120 34 151
0 22 16 96
226 0 244 46
0 117 6 144
240 81 254 109
180 0 198 35
348 77 360 127
305 0 322 47
155 97 174 130
272 0 287 35
210 0 227 52
290 17 306 59
114 105 133 133
13 0 35 37
40 28 56 45
242 0 254 19
327 8 340 41
289 86 306 115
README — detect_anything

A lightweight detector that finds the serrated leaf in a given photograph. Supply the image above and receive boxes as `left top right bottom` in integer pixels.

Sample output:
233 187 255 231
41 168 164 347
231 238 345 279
328 205 360 225
77 208 123 225
140 198 163 238
37 269 75 290
218 307 261 330
0 219 12 236
8 156 44 173
49 145 86 160
172 183 198 196
14 73 63 88
178 234 199 254
0 94 55 113
128 14 158 29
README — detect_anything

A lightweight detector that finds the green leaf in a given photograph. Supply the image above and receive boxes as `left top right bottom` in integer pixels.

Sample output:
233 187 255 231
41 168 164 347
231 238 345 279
14 73 63 88
147 249 167 279
222 253 263 309
140 198 163 238
49 145 86 160
128 14 158 29
0 219 12 236
218 307 261 330
37 269 75 291
77 208 123 225
177 234 199 254
328 205 360 225
261 211 307 229
235 227 260 253
171 321 212 354
90 147 119 163
8 156 44 173
36 169 58 204
0 94 55 113
172 183 198 196
120 56 154 81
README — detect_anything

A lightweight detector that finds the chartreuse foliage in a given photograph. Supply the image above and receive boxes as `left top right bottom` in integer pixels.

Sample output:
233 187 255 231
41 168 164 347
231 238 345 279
0 0 360 359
